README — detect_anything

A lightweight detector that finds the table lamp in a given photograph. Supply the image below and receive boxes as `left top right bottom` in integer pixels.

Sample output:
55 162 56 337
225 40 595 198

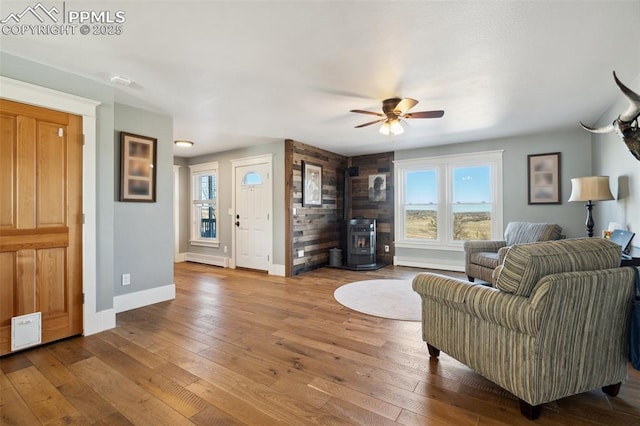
568 176 614 237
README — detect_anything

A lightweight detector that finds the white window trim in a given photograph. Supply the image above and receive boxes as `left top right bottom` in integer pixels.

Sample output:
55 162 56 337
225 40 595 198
189 161 219 248
394 150 503 251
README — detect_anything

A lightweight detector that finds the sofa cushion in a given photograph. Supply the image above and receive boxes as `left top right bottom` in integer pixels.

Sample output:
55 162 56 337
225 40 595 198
495 238 621 296
504 222 562 246
470 252 500 269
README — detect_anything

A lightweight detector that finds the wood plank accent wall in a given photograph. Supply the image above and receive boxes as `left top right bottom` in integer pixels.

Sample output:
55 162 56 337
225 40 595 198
285 140 346 276
348 152 395 264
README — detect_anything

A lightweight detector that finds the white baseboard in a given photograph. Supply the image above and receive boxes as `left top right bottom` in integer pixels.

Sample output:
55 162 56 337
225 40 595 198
393 255 465 272
174 253 187 263
114 284 176 314
185 252 229 267
269 264 285 276
84 308 116 336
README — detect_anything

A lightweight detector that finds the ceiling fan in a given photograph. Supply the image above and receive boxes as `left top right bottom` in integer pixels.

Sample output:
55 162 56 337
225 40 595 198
350 97 444 135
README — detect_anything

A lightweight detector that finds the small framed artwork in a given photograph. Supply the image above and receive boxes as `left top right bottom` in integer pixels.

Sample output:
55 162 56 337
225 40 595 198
368 173 386 202
302 161 322 207
528 152 561 204
120 132 157 202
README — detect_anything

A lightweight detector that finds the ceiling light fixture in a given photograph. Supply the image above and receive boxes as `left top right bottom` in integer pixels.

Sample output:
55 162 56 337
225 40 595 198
174 140 194 147
110 75 132 86
379 119 404 136
389 119 404 135
379 121 391 135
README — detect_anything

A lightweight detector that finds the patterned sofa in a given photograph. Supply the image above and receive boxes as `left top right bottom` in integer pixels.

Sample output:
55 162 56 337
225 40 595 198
464 222 563 284
413 238 635 419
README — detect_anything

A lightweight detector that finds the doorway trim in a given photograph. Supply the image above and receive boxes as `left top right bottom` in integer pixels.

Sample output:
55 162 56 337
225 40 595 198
173 165 183 262
0 76 108 335
230 154 274 273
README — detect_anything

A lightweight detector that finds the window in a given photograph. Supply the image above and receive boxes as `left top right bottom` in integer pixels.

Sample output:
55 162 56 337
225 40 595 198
395 151 503 250
242 171 262 185
189 162 219 247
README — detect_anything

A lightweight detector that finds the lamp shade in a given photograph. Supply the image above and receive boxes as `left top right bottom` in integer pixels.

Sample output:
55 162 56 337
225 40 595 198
568 176 614 202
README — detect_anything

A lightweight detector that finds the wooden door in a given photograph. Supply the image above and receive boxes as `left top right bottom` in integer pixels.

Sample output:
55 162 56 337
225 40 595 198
235 163 271 271
0 99 83 356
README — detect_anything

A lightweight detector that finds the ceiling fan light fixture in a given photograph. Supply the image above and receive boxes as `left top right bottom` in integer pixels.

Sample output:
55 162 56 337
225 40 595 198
389 119 404 135
352 97 444 134
174 140 194 147
379 121 391 135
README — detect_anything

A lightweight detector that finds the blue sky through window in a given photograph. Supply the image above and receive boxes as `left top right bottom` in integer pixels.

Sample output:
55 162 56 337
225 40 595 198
452 166 491 203
406 166 491 205
406 170 437 204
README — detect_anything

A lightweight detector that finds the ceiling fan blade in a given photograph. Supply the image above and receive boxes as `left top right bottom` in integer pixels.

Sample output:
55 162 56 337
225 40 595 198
355 118 386 128
404 110 445 119
350 109 385 117
393 98 418 115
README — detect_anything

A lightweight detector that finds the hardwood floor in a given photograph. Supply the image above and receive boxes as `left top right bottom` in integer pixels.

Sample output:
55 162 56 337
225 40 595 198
2 262 639 425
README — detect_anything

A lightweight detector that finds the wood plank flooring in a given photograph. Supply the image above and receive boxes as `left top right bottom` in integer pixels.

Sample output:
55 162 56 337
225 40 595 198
1 262 639 425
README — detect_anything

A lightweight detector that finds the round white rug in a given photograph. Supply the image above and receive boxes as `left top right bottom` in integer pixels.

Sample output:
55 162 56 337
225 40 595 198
333 279 421 321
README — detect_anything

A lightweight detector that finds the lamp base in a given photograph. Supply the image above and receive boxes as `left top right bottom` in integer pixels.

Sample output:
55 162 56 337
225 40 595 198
584 201 594 238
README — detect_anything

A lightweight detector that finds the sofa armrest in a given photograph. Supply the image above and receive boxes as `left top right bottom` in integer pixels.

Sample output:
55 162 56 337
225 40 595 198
464 240 507 269
465 285 541 336
464 240 507 254
497 246 510 264
412 273 474 312
412 273 541 336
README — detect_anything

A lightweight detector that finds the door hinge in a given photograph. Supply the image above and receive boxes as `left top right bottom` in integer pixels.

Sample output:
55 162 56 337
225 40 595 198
82 293 85 304
82 134 86 145
82 213 85 224
267 213 269 220
267 255 270 261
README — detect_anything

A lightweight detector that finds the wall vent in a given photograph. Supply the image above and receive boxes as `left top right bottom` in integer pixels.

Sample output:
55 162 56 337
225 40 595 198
11 312 42 352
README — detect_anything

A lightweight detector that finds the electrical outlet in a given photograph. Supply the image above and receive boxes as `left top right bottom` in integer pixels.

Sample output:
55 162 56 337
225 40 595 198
384 245 390 253
298 249 304 258
223 246 228 253
121 273 131 286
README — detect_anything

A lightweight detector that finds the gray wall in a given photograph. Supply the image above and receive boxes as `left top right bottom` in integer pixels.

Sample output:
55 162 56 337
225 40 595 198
173 157 191 254
114 104 174 295
1 52 116 311
394 127 593 263
175 140 286 266
592 71 640 250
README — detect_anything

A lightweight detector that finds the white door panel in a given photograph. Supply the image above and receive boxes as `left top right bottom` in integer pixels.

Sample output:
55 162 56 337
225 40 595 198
235 163 271 270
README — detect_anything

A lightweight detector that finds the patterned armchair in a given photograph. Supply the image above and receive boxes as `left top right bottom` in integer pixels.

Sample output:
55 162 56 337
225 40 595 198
413 238 635 419
464 222 563 284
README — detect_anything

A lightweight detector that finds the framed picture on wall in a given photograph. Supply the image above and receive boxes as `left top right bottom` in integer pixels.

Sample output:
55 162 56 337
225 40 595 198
302 161 322 207
527 152 561 204
368 173 386 201
120 132 157 202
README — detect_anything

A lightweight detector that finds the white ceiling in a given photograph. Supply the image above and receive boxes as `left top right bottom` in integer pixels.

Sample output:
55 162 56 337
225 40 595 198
2 1 639 157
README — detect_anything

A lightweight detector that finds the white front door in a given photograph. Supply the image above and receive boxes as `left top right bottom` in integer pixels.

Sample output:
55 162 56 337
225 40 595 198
235 162 271 270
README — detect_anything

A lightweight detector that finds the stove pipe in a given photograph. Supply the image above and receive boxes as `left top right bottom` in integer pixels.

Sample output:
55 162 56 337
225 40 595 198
343 166 359 221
